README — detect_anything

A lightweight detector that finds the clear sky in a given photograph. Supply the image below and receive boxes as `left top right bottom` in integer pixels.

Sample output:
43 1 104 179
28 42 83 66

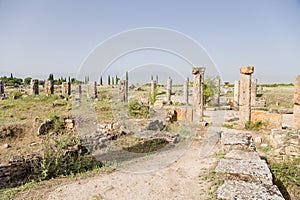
0 0 299 83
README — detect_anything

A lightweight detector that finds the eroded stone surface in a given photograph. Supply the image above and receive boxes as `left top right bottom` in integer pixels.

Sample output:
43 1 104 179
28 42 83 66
215 159 273 185
251 111 282 129
239 67 252 125
224 150 261 160
240 66 254 74
294 75 300 129
221 131 255 151
217 180 284 200
30 79 39 95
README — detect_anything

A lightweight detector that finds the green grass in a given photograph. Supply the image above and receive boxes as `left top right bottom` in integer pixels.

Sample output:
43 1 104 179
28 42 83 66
245 120 267 131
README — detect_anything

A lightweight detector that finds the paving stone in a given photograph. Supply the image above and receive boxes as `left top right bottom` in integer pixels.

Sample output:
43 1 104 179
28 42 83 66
224 150 261 161
217 180 284 200
215 159 273 185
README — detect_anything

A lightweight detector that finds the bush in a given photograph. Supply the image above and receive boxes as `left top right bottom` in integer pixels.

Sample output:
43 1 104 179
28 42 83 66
128 100 149 118
245 120 267 131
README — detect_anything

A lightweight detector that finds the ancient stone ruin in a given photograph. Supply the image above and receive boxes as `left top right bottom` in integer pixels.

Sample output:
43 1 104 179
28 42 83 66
239 66 254 125
166 77 172 104
192 67 205 122
61 82 71 96
44 80 54 95
183 78 189 105
87 81 97 98
119 80 128 102
294 75 300 129
30 79 39 95
0 80 4 95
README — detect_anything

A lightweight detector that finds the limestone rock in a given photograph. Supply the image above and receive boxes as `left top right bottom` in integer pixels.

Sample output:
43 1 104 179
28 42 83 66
146 120 164 131
217 180 284 200
224 150 261 161
37 119 53 135
240 66 254 74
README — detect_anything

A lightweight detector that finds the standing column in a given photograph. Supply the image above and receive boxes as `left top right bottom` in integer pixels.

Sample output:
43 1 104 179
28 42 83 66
62 82 71 96
0 80 4 95
183 78 189 105
30 79 39 95
75 84 82 100
293 75 300 129
212 76 221 106
251 79 257 106
233 80 240 110
192 67 206 122
151 80 157 101
239 66 254 125
87 81 97 98
166 77 172 104
124 80 128 102
119 80 128 102
44 80 54 95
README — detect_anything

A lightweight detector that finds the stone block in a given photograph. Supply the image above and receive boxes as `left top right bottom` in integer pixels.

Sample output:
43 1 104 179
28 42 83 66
294 75 300 105
217 180 284 200
221 131 255 151
224 150 261 160
240 66 254 74
215 159 273 185
251 111 282 129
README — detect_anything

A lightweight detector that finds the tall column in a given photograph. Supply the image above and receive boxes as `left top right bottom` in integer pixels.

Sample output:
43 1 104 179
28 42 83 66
251 79 257 106
30 79 39 95
192 67 205 122
62 82 71 96
212 76 221 106
293 75 300 130
233 80 240 110
119 80 128 102
183 78 189 105
87 81 97 98
151 80 157 101
0 80 4 95
239 66 254 125
44 80 54 95
75 84 82 100
166 77 172 104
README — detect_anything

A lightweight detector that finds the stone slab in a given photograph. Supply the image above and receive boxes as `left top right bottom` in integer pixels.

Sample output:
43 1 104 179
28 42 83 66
224 150 261 161
217 180 284 200
221 131 252 147
215 159 273 185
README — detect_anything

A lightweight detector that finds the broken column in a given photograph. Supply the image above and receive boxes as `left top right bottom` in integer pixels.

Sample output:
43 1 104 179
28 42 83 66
87 81 97 98
251 79 257 106
294 75 300 130
30 79 39 95
212 76 221 106
166 77 172 104
0 80 4 95
119 80 128 102
75 84 82 101
233 80 240 110
192 67 205 122
62 82 71 96
239 66 254 125
183 78 189 105
44 80 54 95
151 80 157 101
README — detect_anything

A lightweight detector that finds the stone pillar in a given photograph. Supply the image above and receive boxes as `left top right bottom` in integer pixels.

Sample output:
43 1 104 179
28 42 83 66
151 80 157 100
75 84 82 100
62 82 71 96
192 67 205 122
166 77 172 104
0 80 4 95
87 81 97 98
233 80 240 110
156 75 159 84
44 80 54 95
239 66 254 125
293 75 300 130
30 79 39 95
251 79 257 106
212 76 221 106
119 80 128 102
183 79 189 105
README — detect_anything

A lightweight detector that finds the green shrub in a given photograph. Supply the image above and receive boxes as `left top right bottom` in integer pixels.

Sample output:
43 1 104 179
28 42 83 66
245 120 267 131
128 100 149 118
11 91 22 99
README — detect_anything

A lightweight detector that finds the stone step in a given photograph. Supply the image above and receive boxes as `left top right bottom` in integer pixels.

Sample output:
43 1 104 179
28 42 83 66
221 131 255 151
217 180 284 200
215 159 273 185
224 150 261 161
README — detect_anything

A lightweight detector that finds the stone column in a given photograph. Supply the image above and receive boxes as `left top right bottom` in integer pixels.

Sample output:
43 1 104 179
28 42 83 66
30 79 39 95
87 81 97 98
293 75 300 130
151 80 157 101
0 80 4 95
183 78 189 105
251 79 257 106
119 80 128 102
192 67 205 122
166 77 172 104
62 82 71 96
239 66 254 125
44 80 54 95
233 80 240 110
75 84 81 100
212 76 221 106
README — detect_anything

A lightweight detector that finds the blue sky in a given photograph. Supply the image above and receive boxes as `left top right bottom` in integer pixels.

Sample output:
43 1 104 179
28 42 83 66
0 0 299 83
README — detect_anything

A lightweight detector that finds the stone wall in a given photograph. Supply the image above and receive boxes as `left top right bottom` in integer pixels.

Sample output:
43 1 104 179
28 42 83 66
0 155 40 189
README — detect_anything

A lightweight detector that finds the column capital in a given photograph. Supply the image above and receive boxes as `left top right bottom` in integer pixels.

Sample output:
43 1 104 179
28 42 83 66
240 66 254 74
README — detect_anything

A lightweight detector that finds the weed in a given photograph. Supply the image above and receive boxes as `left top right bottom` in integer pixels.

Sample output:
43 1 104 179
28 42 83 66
245 120 267 131
214 151 226 159
128 100 149 118
223 124 233 129
261 145 271 152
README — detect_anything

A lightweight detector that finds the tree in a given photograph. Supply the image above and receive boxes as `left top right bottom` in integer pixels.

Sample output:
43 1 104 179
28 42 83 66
100 76 103 85
108 75 111 85
112 77 114 85
48 73 54 81
126 71 129 81
10 73 13 79
115 75 119 85
24 77 32 85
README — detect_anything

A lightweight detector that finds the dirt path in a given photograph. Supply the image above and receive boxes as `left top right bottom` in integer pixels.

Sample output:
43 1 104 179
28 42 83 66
45 140 218 200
